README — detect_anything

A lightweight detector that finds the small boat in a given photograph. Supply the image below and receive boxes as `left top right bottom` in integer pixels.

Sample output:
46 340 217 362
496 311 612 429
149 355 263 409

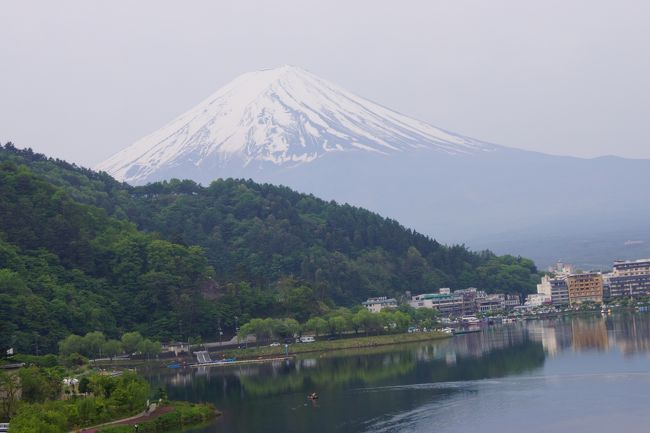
166 362 181 369
308 392 319 400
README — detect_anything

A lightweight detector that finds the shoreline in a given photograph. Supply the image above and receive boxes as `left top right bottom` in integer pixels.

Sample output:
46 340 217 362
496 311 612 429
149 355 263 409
193 331 453 364
95 331 452 369
95 308 641 370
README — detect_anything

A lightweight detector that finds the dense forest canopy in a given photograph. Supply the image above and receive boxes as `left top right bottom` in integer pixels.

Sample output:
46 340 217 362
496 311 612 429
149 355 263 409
0 143 539 353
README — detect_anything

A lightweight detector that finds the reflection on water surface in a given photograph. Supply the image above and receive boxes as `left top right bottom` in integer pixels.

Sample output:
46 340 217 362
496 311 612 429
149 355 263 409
145 314 650 433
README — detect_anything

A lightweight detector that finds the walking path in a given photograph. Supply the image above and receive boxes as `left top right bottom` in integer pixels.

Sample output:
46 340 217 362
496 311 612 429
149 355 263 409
72 404 172 433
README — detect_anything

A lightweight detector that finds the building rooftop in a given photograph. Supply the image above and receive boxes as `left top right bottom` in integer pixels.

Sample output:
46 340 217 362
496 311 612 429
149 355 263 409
362 297 397 305
415 293 458 300
613 258 650 268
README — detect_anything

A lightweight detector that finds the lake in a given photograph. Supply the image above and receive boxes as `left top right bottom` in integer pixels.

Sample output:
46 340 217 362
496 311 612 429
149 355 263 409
145 313 650 433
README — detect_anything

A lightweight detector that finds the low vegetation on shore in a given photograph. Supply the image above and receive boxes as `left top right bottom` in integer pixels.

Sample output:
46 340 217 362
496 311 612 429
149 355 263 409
0 357 216 433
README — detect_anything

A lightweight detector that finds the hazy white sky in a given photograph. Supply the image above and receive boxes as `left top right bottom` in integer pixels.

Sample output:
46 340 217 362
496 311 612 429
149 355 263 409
2 0 649 166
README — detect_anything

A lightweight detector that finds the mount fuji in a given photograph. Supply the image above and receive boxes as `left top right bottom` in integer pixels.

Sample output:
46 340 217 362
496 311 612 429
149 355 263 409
98 66 650 268
98 65 496 184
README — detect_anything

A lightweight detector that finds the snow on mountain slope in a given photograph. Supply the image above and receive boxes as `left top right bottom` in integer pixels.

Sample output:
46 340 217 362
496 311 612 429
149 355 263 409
97 65 496 184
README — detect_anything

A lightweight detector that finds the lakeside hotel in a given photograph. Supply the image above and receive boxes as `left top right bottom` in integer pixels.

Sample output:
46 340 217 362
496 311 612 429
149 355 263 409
536 258 650 306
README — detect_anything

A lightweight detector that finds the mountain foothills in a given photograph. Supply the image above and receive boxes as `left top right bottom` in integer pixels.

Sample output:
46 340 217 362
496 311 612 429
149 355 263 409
0 143 539 354
96 66 650 268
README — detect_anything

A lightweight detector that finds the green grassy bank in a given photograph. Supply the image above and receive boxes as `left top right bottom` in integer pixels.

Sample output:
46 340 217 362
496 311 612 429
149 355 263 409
221 331 451 359
95 402 218 433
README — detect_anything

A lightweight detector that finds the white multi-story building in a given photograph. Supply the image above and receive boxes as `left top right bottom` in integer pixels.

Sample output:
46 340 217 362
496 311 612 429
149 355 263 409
410 292 465 316
548 261 574 277
525 293 549 308
362 297 398 313
537 276 553 302
537 275 569 306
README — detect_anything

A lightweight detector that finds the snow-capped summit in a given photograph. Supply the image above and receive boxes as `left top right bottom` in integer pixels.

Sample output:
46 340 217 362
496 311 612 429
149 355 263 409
97 65 496 184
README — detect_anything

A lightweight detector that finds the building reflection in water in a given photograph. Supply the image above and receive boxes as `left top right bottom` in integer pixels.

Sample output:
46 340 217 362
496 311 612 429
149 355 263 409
610 313 650 355
571 317 609 351
526 314 650 357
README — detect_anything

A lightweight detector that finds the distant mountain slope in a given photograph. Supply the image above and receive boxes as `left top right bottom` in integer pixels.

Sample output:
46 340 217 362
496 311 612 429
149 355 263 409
1 143 540 353
95 67 650 268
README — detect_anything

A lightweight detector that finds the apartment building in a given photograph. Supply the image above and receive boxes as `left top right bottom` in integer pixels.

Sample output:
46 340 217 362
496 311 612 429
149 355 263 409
409 293 464 316
566 272 603 304
608 258 650 298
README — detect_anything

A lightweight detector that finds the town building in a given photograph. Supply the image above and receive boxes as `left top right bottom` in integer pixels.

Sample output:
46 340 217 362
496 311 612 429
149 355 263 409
607 258 650 298
362 296 398 313
566 272 603 304
409 292 464 316
536 276 553 303
549 277 569 306
547 261 574 277
476 294 506 313
537 275 569 306
525 293 550 308
163 341 190 356
612 258 650 277
504 294 522 309
453 287 485 315
548 262 575 277
410 288 520 315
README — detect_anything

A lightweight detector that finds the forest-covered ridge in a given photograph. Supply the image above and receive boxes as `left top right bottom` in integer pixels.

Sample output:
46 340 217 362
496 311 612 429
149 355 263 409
0 143 539 354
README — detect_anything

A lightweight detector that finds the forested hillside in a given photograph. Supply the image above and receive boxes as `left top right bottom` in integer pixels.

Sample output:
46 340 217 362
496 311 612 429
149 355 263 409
0 143 539 354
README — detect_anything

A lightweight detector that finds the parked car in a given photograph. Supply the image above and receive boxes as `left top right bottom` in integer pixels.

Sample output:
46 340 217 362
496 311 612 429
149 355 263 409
269 342 281 347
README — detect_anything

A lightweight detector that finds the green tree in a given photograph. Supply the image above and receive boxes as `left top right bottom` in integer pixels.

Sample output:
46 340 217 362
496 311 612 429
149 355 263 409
305 317 329 337
82 332 106 359
58 334 84 357
276 318 301 339
328 315 348 336
78 376 91 394
0 370 20 421
7 403 68 433
18 366 60 403
102 340 123 360
353 309 383 335
120 332 143 354
137 339 161 360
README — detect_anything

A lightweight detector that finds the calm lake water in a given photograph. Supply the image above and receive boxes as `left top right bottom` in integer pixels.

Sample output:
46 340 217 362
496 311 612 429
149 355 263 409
145 313 650 433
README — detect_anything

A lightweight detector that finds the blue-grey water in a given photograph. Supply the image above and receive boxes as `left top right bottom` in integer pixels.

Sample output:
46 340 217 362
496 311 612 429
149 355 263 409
145 313 650 433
